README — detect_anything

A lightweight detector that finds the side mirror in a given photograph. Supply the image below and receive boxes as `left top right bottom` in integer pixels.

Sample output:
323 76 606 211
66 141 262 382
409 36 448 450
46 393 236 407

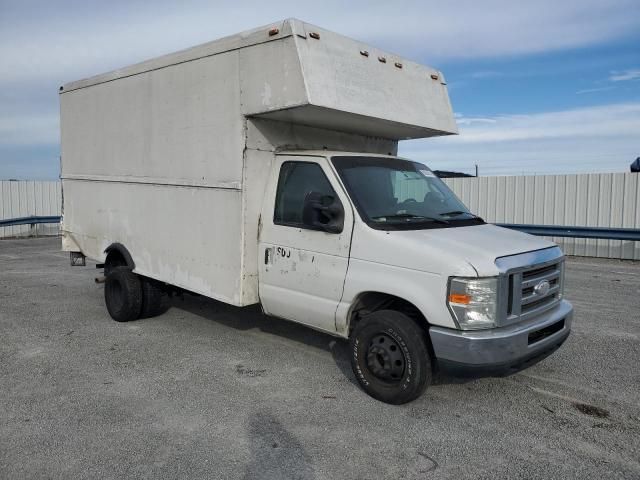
302 192 344 234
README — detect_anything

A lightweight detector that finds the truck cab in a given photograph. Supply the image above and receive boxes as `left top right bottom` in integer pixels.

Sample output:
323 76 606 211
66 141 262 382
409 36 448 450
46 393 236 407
259 151 572 403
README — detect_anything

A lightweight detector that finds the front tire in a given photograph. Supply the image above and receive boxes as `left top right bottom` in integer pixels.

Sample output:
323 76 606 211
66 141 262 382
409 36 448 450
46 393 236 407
104 266 143 322
350 310 431 404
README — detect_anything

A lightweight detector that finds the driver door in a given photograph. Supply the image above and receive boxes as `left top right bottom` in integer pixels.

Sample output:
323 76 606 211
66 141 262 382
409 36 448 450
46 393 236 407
258 155 354 334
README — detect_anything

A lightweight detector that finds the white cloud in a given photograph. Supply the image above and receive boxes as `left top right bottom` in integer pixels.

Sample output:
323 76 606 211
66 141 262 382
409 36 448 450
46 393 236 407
454 116 498 126
609 69 640 82
575 67 639 95
399 103 640 175
0 0 639 87
575 86 616 94
449 103 640 143
1 1 639 177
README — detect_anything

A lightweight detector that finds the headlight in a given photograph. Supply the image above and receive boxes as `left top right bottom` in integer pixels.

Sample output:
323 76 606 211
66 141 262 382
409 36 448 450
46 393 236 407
448 277 499 330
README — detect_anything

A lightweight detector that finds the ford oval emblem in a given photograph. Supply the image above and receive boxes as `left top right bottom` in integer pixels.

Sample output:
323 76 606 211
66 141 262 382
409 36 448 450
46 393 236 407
534 280 551 296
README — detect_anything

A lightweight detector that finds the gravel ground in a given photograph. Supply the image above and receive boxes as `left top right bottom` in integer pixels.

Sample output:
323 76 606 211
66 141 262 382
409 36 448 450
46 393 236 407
1 237 639 479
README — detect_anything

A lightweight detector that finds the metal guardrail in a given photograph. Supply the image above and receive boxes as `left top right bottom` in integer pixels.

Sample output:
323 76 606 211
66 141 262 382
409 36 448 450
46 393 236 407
498 224 640 241
0 215 61 227
0 216 638 241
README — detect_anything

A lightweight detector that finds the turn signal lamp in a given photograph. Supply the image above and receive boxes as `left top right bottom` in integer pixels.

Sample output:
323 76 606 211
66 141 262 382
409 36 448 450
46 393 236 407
447 277 499 330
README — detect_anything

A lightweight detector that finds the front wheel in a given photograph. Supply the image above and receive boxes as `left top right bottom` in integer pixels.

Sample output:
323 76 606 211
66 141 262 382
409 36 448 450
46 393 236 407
350 310 432 404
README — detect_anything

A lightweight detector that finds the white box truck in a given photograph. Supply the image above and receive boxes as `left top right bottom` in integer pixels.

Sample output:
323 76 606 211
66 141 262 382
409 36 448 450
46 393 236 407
60 19 573 404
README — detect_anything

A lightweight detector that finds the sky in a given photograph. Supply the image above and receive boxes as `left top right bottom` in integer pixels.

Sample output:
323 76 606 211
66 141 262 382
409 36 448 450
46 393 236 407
0 0 639 179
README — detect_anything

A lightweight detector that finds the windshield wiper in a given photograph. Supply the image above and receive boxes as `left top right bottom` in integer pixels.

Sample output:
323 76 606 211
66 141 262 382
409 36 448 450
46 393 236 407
372 213 449 225
440 210 484 221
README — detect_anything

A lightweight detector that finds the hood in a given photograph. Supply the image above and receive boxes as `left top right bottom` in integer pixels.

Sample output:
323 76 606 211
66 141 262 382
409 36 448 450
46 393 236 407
351 223 556 277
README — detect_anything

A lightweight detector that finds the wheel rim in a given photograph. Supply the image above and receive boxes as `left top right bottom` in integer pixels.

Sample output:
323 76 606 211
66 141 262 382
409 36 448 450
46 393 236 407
366 333 406 382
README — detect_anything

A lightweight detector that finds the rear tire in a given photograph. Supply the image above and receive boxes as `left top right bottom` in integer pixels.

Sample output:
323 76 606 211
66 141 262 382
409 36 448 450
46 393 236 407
104 266 143 322
350 310 431 404
104 252 127 276
139 277 170 319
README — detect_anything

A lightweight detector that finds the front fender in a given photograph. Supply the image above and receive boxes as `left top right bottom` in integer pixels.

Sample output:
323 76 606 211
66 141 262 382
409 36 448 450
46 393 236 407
336 258 465 336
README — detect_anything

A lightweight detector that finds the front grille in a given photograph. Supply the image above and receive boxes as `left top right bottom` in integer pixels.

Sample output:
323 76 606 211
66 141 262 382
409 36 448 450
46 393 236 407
522 264 557 280
522 294 557 313
505 258 563 322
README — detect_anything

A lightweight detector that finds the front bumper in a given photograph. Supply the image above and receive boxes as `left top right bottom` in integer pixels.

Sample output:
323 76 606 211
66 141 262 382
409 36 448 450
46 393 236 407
429 300 572 372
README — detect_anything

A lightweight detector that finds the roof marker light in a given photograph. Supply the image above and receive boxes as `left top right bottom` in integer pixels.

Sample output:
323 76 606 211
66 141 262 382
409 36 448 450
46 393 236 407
309 32 320 39
360 50 369 57
378 56 387 63
268 28 279 36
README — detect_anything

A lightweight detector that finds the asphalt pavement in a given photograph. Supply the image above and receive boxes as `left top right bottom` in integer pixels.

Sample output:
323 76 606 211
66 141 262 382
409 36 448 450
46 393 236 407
1 237 639 479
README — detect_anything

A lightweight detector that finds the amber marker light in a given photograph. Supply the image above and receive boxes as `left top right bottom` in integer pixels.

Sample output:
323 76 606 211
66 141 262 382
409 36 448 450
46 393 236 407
449 293 471 305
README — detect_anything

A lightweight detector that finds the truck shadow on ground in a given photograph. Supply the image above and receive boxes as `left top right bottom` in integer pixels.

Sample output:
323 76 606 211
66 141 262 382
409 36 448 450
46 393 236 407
171 295 527 388
171 295 359 388
243 411 317 480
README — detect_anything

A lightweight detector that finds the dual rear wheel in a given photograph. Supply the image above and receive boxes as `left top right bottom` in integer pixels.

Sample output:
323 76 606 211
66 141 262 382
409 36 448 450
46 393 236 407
104 266 169 322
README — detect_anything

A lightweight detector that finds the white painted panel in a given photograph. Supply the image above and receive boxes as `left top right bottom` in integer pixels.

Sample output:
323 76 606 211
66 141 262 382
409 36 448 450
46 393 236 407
14 181 26 237
596 174 612 257
463 178 473 212
609 174 624 258
514 176 525 224
478 177 490 220
635 175 640 261
62 179 244 305
562 175 577 256
493 176 503 222
0 182 11 237
574 175 588 257
585 175 600 257
552 175 565 247
504 176 515 223
34 181 43 236
61 51 245 186
470 178 479 217
533 176 545 225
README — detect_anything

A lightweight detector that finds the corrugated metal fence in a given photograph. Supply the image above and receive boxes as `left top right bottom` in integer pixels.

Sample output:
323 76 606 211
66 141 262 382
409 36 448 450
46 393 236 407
443 173 640 260
1 175 639 260
0 181 61 238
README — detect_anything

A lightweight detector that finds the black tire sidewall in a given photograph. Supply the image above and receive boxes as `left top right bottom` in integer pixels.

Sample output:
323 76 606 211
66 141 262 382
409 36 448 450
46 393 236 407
139 277 169 319
351 310 431 404
104 267 142 322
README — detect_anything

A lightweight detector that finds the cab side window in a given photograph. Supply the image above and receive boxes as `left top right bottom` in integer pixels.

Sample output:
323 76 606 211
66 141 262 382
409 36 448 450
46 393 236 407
274 162 338 227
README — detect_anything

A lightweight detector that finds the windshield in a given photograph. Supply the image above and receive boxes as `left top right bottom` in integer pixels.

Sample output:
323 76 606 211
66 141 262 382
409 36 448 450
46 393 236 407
331 156 484 230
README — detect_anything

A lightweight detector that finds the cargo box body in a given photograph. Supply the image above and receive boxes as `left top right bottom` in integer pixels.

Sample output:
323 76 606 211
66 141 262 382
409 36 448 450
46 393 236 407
60 19 456 306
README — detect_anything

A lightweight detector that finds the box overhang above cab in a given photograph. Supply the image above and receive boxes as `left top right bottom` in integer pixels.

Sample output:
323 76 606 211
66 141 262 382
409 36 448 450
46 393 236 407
240 19 457 140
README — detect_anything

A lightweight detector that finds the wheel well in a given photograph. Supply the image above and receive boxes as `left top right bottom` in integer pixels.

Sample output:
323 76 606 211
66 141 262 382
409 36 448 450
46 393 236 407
347 292 428 336
348 292 437 368
104 243 135 273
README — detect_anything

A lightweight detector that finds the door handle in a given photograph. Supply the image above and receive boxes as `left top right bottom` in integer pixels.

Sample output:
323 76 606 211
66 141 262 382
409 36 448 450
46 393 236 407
264 247 273 265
